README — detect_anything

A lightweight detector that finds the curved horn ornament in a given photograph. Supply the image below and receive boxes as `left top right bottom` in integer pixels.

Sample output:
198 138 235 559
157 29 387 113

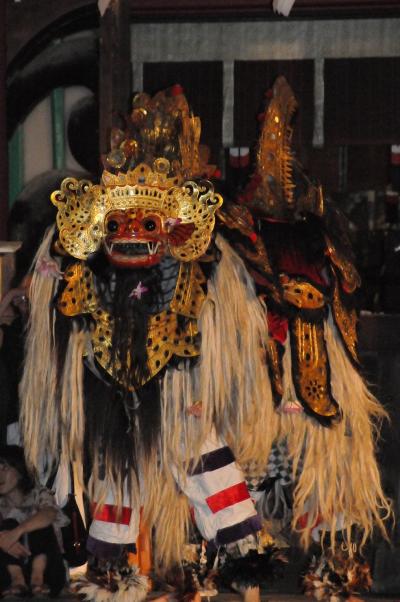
168 180 223 262
51 178 106 260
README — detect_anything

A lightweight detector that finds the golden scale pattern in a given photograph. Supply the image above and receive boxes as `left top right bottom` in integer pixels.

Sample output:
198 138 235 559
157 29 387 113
58 260 206 388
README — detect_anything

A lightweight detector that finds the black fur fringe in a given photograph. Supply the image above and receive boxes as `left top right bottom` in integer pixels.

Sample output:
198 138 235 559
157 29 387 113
303 551 372 600
218 546 287 589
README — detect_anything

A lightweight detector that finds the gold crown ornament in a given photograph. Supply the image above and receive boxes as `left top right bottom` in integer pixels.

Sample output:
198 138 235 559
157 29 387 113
50 87 222 264
246 76 324 221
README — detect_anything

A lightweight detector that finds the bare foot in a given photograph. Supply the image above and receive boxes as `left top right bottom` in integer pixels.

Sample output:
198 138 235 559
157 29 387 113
4 564 28 595
30 553 47 590
232 584 260 602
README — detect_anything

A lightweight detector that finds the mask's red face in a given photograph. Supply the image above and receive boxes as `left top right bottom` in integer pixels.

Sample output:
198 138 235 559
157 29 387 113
104 209 168 268
103 205 197 269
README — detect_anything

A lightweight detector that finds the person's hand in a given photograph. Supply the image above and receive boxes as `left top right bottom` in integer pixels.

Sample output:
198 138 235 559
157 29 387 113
7 541 30 559
0 287 28 320
0 527 23 553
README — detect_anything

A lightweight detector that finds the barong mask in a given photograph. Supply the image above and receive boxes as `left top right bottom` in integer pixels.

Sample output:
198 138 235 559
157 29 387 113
51 89 222 267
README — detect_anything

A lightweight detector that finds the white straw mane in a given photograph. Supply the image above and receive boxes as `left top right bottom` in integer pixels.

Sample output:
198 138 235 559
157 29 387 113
275 315 391 552
145 235 277 568
198 234 276 467
20 226 61 472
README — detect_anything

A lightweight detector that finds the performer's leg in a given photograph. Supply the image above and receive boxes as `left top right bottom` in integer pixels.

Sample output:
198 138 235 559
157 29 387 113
175 433 262 602
87 486 140 562
27 525 66 595
0 519 28 595
72 484 148 602
176 432 261 545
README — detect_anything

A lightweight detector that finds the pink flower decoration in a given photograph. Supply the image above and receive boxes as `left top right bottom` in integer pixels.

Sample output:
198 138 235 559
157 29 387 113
186 402 202 417
36 258 63 279
165 217 182 228
281 400 304 414
129 281 149 300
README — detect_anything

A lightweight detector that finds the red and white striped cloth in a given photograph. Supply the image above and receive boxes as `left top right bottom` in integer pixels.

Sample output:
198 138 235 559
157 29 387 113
88 434 260 553
177 433 261 544
89 487 139 547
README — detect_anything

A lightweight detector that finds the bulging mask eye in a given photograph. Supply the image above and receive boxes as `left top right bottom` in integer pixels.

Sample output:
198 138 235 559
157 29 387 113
143 219 156 232
107 220 119 233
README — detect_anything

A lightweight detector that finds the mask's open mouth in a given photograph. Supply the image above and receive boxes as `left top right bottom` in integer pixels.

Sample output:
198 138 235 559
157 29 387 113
104 239 164 267
106 241 161 257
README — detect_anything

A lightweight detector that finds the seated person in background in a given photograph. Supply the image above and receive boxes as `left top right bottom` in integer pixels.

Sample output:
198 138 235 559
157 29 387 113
0 276 31 446
0 446 68 596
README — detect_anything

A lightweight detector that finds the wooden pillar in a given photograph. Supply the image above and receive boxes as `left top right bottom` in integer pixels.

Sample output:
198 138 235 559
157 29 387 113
0 0 8 238
99 0 132 158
